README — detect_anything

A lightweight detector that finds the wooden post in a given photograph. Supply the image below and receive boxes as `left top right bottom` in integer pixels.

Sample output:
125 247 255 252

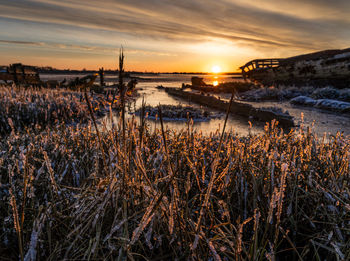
21 65 26 84
99 67 104 86
11 65 18 86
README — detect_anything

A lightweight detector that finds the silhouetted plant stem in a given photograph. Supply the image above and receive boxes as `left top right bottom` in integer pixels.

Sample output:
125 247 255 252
85 89 107 176
118 47 128 191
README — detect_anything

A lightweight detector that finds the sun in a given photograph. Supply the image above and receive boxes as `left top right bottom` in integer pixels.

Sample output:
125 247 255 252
212 65 221 74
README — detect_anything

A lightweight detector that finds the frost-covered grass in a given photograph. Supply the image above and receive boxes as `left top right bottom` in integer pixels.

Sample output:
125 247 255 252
311 87 350 102
0 85 107 135
133 104 221 122
1 114 349 260
240 85 350 103
239 86 314 101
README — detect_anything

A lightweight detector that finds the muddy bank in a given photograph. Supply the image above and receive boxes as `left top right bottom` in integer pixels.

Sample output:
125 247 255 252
164 88 294 128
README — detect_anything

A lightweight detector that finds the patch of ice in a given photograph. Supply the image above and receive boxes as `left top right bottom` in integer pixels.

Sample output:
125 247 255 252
290 96 317 106
334 52 350 59
315 99 350 111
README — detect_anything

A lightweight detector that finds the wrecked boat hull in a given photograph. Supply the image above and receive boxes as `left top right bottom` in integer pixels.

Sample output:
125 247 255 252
164 88 294 128
240 48 350 87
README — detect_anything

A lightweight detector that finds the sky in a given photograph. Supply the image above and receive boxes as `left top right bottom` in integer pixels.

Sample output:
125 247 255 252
0 0 350 72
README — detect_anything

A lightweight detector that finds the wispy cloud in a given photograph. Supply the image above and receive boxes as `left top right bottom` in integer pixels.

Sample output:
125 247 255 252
1 0 349 50
0 0 349 70
0 39 177 56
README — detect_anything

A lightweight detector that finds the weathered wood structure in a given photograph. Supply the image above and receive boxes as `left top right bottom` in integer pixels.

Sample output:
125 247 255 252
0 63 41 85
0 63 100 90
66 74 98 90
99 67 105 86
185 77 254 94
240 48 350 87
240 59 281 80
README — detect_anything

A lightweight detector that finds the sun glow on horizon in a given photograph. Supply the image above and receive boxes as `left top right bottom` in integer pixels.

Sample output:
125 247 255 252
212 65 221 74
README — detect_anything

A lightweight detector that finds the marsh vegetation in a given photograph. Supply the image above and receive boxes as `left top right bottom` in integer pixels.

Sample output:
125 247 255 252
0 83 349 260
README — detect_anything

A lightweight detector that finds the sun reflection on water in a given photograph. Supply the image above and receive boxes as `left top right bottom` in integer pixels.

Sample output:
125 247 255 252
213 81 218 86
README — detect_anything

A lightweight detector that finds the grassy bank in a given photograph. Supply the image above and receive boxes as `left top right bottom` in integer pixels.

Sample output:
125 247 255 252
0 86 349 260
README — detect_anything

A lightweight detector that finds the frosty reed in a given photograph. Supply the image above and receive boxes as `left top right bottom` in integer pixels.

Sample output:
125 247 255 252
0 85 107 135
1 105 349 260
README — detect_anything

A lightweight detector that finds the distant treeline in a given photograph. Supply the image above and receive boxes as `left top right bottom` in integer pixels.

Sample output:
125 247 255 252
0 64 241 75
37 68 129 75
36 68 241 75
0 65 152 75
